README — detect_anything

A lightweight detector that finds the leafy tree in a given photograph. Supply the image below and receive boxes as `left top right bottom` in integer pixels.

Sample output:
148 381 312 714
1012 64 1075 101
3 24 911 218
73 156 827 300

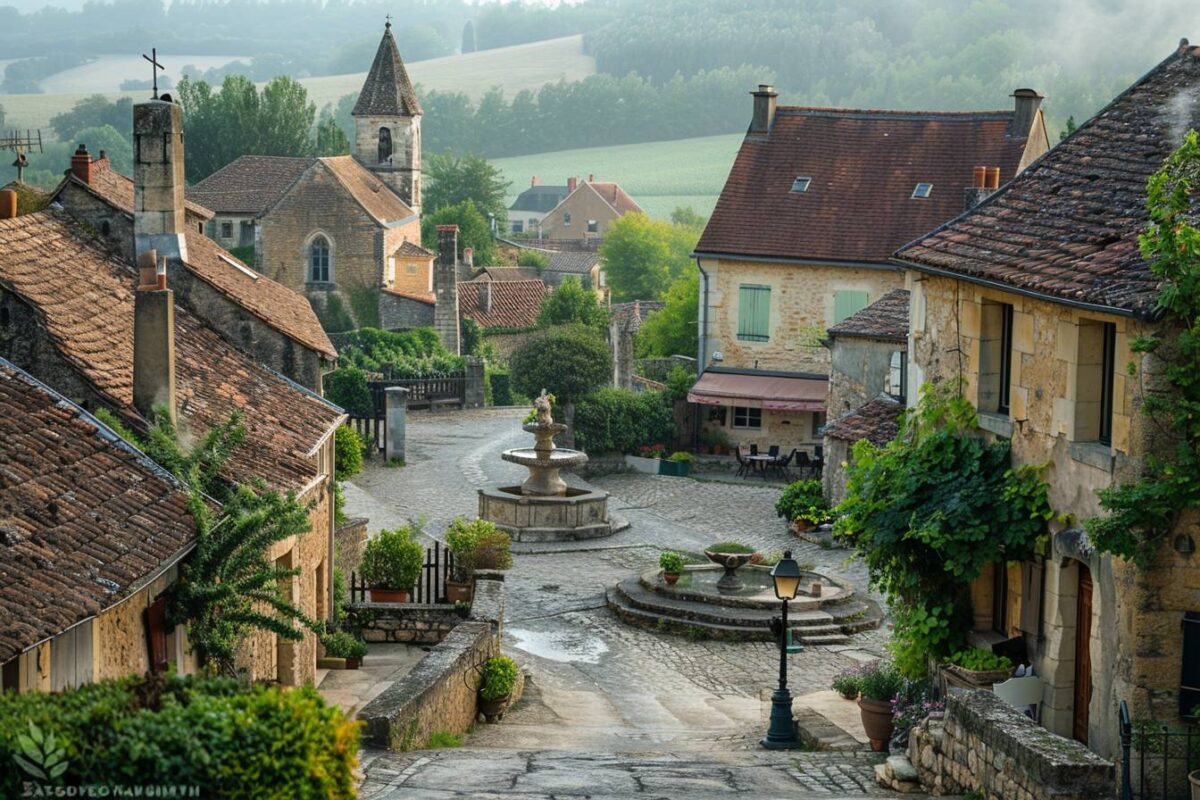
670 206 707 230
72 124 134 175
420 200 496 265
314 110 350 156
517 249 549 269
461 20 476 54
50 96 134 143
324 366 373 417
396 23 452 61
423 152 511 226
510 325 612 405
1086 130 1200 566
600 214 699 302
635 268 698 359
537 276 608 329
1058 115 1078 142
460 316 483 355
334 425 364 482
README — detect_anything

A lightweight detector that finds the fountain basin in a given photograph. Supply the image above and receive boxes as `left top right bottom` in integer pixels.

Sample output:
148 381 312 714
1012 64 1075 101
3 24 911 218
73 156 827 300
478 486 617 543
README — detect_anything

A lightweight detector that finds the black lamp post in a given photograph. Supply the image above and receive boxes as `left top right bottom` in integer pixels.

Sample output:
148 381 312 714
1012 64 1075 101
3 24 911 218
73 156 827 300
762 549 803 750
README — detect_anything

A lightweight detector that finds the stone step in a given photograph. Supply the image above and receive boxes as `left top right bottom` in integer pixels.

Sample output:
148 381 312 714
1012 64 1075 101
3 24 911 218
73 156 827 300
606 588 775 641
795 633 851 646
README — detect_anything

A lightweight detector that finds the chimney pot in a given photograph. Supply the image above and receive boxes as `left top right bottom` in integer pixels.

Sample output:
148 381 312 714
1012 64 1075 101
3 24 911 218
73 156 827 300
750 84 778 134
986 167 1001 190
463 246 474 268
156 256 168 290
0 188 16 220
567 176 578 192
588 173 595 183
972 166 987 188
531 176 539 187
71 143 92 184
137 249 158 289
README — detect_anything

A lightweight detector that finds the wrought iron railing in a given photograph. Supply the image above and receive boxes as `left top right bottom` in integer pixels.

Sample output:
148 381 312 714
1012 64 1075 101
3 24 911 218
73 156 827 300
1121 699 1200 800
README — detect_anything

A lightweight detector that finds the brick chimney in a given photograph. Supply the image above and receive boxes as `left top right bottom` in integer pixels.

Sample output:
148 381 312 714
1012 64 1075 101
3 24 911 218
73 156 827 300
133 249 177 424
531 176 539 187
0 188 16 220
133 97 188 262
750 84 778 134
70 144 92 184
433 225 461 354
567 176 578 193
1011 88 1043 138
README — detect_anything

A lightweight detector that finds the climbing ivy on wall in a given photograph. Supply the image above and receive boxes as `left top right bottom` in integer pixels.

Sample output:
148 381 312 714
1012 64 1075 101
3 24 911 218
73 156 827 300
834 382 1053 677
1086 130 1200 567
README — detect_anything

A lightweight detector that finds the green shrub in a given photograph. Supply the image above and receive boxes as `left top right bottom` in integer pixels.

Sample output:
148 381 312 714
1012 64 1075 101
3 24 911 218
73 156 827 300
509 325 612 404
332 566 348 624
517 249 549 269
479 656 519 701
706 541 755 554
445 517 509 579
472 530 513 572
775 479 830 524
830 666 863 699
488 370 513 406
659 551 684 573
0 673 359 798
858 661 905 702
338 327 464 379
325 366 373 417
322 630 368 659
361 525 424 590
665 366 696 401
946 647 1012 673
425 731 462 748
334 424 364 481
667 450 693 462
574 388 678 454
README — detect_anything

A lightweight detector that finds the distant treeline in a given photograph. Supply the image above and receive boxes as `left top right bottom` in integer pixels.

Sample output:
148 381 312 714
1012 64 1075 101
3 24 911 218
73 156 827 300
329 65 770 160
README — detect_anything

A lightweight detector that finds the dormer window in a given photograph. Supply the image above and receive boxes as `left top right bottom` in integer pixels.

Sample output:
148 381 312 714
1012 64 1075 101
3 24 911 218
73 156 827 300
790 176 812 193
912 182 933 199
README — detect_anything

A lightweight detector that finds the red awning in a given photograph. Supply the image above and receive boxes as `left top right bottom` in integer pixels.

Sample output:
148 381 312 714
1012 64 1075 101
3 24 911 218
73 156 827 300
687 371 827 412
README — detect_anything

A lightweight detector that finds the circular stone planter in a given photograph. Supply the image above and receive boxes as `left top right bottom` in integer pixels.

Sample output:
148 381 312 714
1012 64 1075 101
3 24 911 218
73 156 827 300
478 485 617 543
703 550 755 592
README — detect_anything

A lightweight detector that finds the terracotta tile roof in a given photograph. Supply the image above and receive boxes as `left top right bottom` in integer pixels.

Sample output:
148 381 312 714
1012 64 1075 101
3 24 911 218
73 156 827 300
55 162 335 360
0 210 344 494
0 357 198 662
827 289 910 341
457 279 548 328
71 158 214 219
610 300 664 333
320 156 415 224
824 396 903 446
696 107 1032 264
395 240 434 258
352 25 422 117
587 181 642 215
187 155 315 215
896 45 1200 318
472 266 542 282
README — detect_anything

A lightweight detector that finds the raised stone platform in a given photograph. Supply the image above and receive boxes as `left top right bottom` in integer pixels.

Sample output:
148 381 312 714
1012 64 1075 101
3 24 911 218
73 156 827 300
478 485 619 542
606 565 881 643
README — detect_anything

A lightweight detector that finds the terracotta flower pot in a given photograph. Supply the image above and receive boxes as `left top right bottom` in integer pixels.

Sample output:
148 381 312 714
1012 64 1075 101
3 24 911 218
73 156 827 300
792 518 814 533
370 587 409 603
479 694 511 723
858 696 894 752
445 579 473 603
345 656 360 670
1189 769 1200 800
662 572 680 585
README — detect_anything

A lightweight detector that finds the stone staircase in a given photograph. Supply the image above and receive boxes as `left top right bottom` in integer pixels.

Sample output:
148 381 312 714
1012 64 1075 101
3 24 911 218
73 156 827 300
605 573 881 644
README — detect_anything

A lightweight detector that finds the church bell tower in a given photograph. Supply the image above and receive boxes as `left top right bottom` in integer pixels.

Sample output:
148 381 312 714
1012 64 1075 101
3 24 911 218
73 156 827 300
352 21 422 213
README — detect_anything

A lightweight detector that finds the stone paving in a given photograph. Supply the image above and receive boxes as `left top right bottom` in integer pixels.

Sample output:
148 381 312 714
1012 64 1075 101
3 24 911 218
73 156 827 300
343 408 912 798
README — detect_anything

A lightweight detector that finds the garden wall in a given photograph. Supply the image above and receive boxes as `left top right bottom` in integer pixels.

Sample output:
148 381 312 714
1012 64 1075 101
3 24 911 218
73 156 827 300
334 517 368 577
907 689 1114 800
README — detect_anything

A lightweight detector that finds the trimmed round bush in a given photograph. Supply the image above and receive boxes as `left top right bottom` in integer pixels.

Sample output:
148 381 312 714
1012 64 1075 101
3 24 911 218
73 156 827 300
360 525 424 590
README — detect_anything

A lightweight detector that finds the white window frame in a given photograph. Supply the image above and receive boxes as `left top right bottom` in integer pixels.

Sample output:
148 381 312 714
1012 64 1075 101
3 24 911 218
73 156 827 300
732 406 762 429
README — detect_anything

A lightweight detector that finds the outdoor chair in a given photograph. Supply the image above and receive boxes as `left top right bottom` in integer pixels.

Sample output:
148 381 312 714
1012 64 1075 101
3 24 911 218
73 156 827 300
768 445 780 459
794 450 813 478
993 676 1042 722
749 444 759 456
733 447 751 478
772 449 794 480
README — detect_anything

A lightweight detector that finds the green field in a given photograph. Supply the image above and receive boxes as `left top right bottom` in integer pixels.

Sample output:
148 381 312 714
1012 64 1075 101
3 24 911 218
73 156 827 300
40 54 252 94
0 35 594 136
492 133 744 221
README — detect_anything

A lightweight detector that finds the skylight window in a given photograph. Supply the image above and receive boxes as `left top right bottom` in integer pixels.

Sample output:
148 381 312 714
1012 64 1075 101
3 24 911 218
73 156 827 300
912 182 933 199
790 176 812 193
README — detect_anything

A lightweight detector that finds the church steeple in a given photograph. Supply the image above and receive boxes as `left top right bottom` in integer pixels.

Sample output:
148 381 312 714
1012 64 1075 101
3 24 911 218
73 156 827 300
352 20 422 212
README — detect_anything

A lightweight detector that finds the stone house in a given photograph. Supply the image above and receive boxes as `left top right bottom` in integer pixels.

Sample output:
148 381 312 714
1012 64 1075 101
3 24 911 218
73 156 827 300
609 300 663 389
507 176 570 235
51 147 337 392
690 84 1050 454
537 175 642 240
188 22 428 333
0 357 201 691
0 96 346 688
892 41 1200 756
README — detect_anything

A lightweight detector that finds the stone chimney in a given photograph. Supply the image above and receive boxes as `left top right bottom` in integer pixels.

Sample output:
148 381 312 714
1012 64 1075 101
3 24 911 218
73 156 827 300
1011 88 1043 138
133 249 177 424
0 188 16 220
481 281 492 315
433 225 461 354
588 173 595 183
70 144 92 184
133 97 188 262
750 84 778 134
531 176 539 187
567 176 578 193
463 246 474 269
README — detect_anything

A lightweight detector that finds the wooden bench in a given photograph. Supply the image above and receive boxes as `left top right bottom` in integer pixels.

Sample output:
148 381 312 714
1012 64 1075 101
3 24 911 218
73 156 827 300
428 392 462 412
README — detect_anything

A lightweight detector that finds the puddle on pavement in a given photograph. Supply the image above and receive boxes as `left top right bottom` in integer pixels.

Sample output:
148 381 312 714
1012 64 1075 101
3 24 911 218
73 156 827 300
508 628 608 664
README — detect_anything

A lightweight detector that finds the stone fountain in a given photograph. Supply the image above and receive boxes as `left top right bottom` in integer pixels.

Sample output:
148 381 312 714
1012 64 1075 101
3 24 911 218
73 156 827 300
478 391 619 542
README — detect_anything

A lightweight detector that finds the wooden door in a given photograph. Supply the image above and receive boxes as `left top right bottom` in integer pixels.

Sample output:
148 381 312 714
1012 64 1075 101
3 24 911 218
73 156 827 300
1073 564 1093 744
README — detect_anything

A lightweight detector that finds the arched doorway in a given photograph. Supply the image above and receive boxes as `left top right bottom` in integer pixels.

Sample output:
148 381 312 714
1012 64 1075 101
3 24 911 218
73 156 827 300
1073 562 1093 743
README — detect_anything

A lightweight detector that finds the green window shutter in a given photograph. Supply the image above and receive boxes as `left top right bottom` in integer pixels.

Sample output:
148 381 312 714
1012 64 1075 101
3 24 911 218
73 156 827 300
833 290 869 324
738 285 770 341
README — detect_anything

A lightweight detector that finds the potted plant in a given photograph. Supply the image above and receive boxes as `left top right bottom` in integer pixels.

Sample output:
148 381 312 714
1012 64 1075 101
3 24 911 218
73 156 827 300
360 524 424 603
445 517 494 602
321 631 368 670
662 451 694 477
831 664 863 700
857 661 904 751
625 443 666 473
470 528 513 573
478 655 519 722
941 647 1013 691
659 550 684 585
775 479 830 532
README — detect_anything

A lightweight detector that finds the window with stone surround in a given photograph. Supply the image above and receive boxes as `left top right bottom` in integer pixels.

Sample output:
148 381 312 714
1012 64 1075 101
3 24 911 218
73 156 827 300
737 284 771 341
1074 319 1117 445
979 300 1014 415
378 126 392 163
309 235 331 283
887 350 907 401
732 406 762 429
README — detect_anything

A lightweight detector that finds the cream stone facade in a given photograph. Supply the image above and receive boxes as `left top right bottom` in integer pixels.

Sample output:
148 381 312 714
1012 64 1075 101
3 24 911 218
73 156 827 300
538 181 640 241
906 271 1196 757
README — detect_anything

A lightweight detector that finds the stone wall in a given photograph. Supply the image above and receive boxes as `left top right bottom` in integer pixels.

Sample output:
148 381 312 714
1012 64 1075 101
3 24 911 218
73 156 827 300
379 291 435 331
354 604 464 645
335 517 369 578
827 336 902 418
908 690 1114 800
537 185 619 240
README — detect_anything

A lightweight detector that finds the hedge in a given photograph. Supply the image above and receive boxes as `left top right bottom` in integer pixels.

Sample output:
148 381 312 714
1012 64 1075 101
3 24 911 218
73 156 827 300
0 673 360 799
324 365 372 417
574 388 678 454
489 371 513 406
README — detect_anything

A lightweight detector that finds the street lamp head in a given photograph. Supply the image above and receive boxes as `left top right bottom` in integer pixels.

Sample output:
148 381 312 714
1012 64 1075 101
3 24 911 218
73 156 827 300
770 550 802 600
